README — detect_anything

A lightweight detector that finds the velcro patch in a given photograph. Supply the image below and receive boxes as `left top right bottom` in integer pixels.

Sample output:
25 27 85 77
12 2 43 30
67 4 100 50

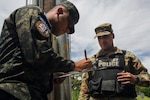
36 21 50 38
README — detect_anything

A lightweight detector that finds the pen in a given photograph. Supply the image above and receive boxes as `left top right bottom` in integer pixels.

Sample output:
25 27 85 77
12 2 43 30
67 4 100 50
84 49 88 60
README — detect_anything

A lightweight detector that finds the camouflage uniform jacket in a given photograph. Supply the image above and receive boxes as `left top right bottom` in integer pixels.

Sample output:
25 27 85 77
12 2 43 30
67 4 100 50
0 5 75 100
78 47 150 100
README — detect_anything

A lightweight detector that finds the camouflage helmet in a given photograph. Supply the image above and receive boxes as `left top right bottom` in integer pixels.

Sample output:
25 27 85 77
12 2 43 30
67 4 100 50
58 1 80 34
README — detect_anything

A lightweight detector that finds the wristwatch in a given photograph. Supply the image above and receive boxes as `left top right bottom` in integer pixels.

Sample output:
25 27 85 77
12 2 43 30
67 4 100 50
135 76 140 84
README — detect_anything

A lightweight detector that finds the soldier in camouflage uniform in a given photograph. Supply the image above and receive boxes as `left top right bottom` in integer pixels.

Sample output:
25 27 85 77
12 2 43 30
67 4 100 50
78 23 150 100
0 1 92 100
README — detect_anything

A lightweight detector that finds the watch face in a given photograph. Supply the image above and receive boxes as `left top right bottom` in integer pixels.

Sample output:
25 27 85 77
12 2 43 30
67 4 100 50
136 76 140 83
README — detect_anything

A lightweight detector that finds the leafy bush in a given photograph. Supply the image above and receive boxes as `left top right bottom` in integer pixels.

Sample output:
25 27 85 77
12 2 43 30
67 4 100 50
140 87 150 97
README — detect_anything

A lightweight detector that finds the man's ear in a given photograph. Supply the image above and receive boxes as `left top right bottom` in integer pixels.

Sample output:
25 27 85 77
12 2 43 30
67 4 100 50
56 7 63 21
57 7 63 14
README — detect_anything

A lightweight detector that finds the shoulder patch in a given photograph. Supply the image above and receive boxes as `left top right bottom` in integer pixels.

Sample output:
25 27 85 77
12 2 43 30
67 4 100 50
35 21 50 38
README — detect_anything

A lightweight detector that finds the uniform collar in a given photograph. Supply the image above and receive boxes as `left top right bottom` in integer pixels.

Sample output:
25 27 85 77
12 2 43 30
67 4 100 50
96 47 124 57
41 12 53 32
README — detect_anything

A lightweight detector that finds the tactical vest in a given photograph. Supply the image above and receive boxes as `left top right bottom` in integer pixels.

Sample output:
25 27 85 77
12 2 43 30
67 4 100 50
88 51 137 98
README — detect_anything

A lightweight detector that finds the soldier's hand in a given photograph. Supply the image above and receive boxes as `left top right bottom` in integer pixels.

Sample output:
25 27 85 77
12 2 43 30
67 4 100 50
117 71 137 85
53 72 66 85
74 59 92 72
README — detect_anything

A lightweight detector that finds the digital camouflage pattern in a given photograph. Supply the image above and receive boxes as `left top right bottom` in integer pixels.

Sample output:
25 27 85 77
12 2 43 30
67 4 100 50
0 5 44 100
0 4 75 100
78 47 150 100
0 82 31 100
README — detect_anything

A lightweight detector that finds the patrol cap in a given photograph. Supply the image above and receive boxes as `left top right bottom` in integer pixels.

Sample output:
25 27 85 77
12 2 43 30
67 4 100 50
58 1 80 34
94 23 113 38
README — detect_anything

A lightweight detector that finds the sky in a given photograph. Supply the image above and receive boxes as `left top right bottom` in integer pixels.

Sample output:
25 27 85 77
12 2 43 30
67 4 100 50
0 0 150 72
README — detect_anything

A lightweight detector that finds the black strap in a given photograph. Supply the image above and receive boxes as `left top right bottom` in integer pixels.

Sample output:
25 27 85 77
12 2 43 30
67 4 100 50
121 50 126 71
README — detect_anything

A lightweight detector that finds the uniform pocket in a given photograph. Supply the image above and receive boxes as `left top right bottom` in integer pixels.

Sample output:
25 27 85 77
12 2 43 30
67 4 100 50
88 77 102 97
101 80 115 91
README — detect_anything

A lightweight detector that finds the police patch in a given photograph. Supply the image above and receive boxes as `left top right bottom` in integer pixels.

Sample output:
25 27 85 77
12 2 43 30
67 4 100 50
35 21 50 38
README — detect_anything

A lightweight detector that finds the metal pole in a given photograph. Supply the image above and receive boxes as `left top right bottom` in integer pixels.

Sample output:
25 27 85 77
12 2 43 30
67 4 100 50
54 34 72 100
26 0 43 8
54 0 72 100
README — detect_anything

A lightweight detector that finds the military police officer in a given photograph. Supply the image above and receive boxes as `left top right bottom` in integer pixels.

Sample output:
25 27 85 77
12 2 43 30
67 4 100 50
78 23 150 100
0 1 92 100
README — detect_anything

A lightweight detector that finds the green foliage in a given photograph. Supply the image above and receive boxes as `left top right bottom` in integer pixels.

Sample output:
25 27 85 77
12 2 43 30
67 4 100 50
71 75 82 100
71 75 82 91
139 87 150 97
72 90 80 100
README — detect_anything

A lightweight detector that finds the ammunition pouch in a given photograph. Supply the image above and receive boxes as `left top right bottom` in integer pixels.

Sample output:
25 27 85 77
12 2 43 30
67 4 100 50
89 68 125 98
89 77 102 97
88 51 137 98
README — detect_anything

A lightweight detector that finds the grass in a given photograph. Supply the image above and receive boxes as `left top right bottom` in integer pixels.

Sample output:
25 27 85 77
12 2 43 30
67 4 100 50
72 90 79 100
137 95 150 100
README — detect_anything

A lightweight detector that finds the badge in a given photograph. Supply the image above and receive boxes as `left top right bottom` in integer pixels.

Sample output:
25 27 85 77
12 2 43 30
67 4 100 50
36 21 50 38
